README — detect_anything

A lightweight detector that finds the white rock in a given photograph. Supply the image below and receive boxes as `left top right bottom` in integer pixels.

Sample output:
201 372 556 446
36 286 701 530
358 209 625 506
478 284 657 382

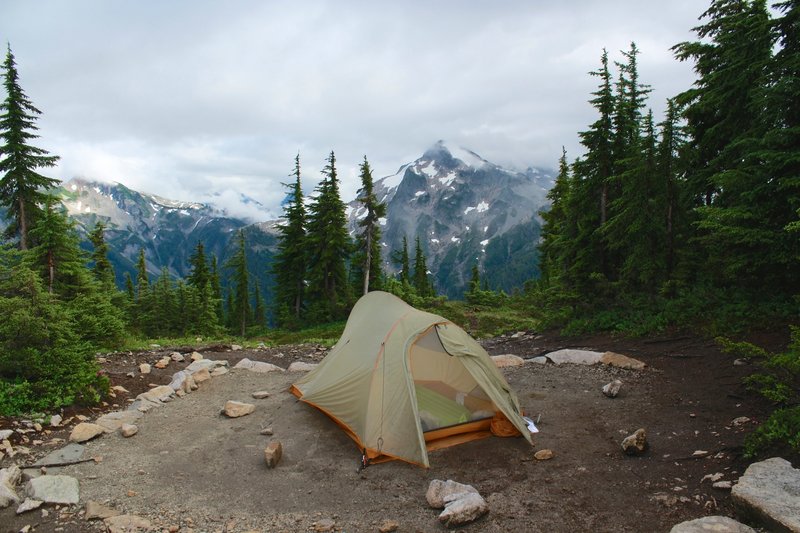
0 429 13 440
252 391 271 399
544 349 603 365
438 492 489 528
602 379 623 398
95 410 143 433
49 415 62 427
210 367 229 377
669 516 755 533
713 480 733 490
190 351 203 361
732 457 800 531
0 465 22 508
26 475 80 504
120 424 138 438
287 361 318 372
702 472 725 483
170 352 185 362
526 356 549 364
234 358 284 373
231 344 243 351
16 498 43 514
426 479 479 509
138 363 151 374
104 514 152 532
731 416 751 426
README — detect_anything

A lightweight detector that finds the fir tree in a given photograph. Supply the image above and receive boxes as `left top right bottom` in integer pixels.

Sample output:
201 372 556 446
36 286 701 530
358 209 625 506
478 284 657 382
392 236 411 285
135 249 149 297
412 235 433 297
354 156 386 295
272 154 308 325
225 229 250 336
88 221 115 288
305 151 351 321
539 148 575 283
0 45 60 249
187 242 210 293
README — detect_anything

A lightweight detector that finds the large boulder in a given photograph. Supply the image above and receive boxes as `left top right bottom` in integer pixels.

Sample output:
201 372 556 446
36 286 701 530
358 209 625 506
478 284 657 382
223 400 255 418
26 475 80 504
69 422 105 443
0 464 22 508
95 410 143 433
426 479 479 508
545 349 603 365
234 358 284 373
670 516 755 533
732 457 800 532
438 491 489 528
490 354 525 368
600 351 646 370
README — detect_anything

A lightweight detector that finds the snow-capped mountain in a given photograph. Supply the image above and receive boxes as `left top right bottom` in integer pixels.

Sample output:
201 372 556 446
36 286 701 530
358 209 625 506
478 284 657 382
58 177 278 290
348 141 554 297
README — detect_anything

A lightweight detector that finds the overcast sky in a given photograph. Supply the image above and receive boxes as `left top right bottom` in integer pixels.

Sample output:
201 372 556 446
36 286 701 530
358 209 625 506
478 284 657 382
2 1 704 220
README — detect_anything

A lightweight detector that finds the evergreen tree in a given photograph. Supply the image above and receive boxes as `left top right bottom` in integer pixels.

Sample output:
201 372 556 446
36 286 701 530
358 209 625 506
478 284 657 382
88 221 115 288
412 235 434 297
225 229 250 336
209 255 223 322
272 154 308 325
353 156 386 295
124 272 135 301
0 45 60 249
187 242 209 292
539 148 575 284
305 151 351 321
656 99 688 282
27 197 88 296
252 279 265 327
392 236 411 285
135 249 149 297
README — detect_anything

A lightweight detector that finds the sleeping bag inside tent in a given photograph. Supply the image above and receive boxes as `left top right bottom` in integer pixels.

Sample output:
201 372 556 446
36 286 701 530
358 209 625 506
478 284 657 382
290 291 532 467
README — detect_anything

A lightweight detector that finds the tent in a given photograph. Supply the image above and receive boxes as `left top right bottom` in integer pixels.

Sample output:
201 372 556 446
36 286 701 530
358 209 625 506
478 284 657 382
290 291 532 467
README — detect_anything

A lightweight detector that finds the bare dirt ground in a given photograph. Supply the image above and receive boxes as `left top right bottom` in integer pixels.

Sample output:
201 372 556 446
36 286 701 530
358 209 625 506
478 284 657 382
2 329 795 533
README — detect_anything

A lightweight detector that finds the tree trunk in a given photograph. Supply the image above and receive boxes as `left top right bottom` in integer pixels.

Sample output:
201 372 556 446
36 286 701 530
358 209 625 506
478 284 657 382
363 226 372 296
48 251 55 294
18 197 28 250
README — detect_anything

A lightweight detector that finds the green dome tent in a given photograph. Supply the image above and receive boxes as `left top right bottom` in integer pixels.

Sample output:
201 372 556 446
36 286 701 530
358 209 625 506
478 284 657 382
290 291 533 467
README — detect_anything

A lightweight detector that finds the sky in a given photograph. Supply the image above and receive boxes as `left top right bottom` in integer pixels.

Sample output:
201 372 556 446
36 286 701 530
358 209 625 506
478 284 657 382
1 1 704 220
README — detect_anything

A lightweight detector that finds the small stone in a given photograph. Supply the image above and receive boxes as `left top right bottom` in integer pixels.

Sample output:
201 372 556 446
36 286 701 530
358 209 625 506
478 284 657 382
534 449 554 461
0 429 13 440
733 358 749 366
260 427 274 436
252 391 271 399
378 519 399 533
223 400 255 418
49 415 62 427
210 367 229 377
287 361 318 372
264 440 283 468
692 450 708 457
127 490 137 497
231 344 243 351
426 479 479 509
190 351 203 361
120 424 138 438
139 363 151 374
621 428 648 455
16 498 43 514
313 518 335 532
600 351 646 370
438 492 489 528
731 416 751 426
104 514 152 532
170 352 185 362
490 354 525 368
154 357 170 369
526 356 549 364
713 480 733 490
192 367 211 383
234 358 284 373
602 379 623 398
702 472 725 484
32 423 42 432
69 422 105 443
85 500 121 520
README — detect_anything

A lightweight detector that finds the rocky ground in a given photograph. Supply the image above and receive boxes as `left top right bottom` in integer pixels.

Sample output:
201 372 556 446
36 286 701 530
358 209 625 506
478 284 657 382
1 329 796 532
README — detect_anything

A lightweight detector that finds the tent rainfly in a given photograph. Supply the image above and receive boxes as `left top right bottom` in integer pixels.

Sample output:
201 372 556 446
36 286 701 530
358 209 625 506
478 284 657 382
290 291 533 467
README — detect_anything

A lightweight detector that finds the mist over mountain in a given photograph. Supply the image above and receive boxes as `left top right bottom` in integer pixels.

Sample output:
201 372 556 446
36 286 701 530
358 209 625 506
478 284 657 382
56 142 552 300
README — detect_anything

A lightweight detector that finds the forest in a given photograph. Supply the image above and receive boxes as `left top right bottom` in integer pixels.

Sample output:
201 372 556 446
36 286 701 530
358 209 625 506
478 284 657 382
0 1 798 453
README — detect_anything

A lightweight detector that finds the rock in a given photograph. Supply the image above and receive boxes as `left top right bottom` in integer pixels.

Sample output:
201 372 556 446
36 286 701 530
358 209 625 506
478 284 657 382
264 441 283 468
0 465 22 508
734 358 749 366
526 356 549 364
313 518 336 532
669 516 756 533
120 424 138 438
231 344 243 351
545 349 603 365
621 428 648 455
190 351 203 361
252 391 271 399
137 385 175 403
0 429 13 440
438 492 489 528
170 351 185 362
223 400 255 418
732 456 800 532
210 367 229 377
234 358 284 373
25 475 80 504
30 443 84 467
184 374 198 392
713 481 733 490
168 370 189 391
260 427 274 436
600 351 646 370
139 363 151 374
602 379 623 398
154 357 170 369
16 498 43 514
379 519 400 532
731 416 751 427
95 410 143 433
426 479 479 509
287 361 318 372
85 500 121 520
702 472 725 484
105 514 153 532
49 415 62 427
534 449 554 461
192 367 211 383
490 354 525 368
69 422 105 443
185 359 217 373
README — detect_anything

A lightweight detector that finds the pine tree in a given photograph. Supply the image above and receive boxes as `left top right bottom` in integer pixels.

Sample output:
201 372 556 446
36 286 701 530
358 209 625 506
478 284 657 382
225 229 250 336
272 154 308 325
393 236 411 285
656 99 687 282
305 151 351 321
252 279 265 327
539 148 575 283
88 221 115 288
0 45 60 249
27 197 88 296
354 156 386 295
135 249 149 297
412 235 433 297
209 255 224 323
187 242 209 293
124 272 135 301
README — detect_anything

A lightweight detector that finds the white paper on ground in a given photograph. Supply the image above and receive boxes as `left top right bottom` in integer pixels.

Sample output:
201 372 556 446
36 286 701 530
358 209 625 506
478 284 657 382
523 416 539 433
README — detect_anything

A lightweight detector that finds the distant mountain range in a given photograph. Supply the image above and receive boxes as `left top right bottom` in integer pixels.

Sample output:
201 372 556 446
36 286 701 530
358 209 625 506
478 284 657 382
54 141 553 300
